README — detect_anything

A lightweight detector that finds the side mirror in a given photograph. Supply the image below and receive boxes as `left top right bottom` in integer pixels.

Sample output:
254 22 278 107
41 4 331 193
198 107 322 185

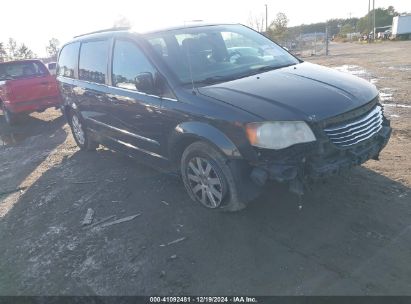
135 72 155 95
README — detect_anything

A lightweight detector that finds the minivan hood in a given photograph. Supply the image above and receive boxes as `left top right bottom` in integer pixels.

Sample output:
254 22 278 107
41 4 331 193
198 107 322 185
198 62 378 122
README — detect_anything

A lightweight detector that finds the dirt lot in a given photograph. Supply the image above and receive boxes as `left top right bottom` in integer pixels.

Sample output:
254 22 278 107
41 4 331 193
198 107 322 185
0 41 410 296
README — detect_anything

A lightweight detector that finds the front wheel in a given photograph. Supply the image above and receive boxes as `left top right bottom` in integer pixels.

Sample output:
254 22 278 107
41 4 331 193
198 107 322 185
181 141 250 212
1 103 15 125
68 111 98 151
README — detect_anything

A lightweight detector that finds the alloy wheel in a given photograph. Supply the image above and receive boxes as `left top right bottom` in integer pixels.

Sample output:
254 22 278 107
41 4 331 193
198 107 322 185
186 157 225 208
1 104 11 124
4 109 11 124
71 114 85 145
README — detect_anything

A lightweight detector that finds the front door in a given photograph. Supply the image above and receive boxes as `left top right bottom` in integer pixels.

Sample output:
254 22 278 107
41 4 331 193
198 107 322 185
104 39 165 159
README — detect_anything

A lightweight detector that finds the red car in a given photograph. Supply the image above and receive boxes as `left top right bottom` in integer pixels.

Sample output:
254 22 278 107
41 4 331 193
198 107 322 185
0 59 61 125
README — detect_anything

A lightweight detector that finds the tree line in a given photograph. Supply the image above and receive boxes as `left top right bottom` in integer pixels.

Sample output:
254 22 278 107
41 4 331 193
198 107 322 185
0 38 60 62
0 15 130 63
249 5 406 42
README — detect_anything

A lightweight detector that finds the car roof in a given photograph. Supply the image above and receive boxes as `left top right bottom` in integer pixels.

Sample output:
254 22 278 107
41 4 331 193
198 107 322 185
0 59 43 65
67 23 239 44
138 22 237 35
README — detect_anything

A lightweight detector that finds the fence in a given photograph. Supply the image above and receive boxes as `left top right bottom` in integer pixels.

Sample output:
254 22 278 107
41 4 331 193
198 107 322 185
278 32 328 58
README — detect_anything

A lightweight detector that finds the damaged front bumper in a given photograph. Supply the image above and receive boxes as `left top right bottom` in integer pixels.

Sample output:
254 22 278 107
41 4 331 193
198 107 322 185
250 123 392 195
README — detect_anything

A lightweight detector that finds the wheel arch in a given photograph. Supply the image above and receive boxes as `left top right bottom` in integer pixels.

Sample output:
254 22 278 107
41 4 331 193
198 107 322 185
63 104 85 126
62 104 74 121
168 121 243 167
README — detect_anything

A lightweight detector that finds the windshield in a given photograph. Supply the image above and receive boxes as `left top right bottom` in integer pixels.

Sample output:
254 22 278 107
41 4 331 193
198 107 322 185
144 24 299 85
0 61 48 81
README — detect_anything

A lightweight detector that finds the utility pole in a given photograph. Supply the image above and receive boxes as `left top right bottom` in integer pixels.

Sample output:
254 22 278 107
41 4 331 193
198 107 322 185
265 4 268 32
373 0 376 40
368 0 371 42
325 27 329 56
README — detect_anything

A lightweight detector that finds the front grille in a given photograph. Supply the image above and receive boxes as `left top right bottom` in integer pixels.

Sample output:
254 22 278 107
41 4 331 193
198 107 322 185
324 105 383 148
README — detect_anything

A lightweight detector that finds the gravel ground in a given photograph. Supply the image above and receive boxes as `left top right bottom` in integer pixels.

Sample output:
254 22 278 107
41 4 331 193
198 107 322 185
0 41 410 296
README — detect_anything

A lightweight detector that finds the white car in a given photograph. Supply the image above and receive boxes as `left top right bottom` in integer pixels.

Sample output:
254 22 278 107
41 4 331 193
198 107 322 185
45 62 56 75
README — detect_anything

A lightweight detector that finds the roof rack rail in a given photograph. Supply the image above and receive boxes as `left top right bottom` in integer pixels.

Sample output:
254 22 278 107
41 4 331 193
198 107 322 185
73 27 131 38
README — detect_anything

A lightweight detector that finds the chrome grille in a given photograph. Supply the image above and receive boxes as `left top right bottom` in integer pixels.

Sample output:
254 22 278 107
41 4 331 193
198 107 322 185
324 105 383 147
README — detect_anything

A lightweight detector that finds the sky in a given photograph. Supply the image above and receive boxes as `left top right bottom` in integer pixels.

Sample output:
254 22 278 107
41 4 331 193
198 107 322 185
0 0 409 57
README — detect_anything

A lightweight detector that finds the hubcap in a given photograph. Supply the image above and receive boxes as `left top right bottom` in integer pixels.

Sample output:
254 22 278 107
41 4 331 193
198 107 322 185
71 114 85 145
187 157 224 208
4 110 10 123
1 105 10 123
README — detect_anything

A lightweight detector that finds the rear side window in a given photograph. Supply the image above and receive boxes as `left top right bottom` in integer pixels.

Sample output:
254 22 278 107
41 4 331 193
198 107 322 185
79 40 109 84
0 61 48 80
112 40 157 91
57 42 79 78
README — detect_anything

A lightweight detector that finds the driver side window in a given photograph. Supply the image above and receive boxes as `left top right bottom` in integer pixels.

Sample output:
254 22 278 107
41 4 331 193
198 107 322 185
112 40 157 92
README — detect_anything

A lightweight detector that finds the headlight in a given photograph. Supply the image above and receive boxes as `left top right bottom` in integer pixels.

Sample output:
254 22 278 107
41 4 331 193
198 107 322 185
245 121 316 150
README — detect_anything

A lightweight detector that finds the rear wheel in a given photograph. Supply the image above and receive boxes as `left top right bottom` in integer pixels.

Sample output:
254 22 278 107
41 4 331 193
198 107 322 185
1 103 15 126
69 110 98 151
181 141 249 212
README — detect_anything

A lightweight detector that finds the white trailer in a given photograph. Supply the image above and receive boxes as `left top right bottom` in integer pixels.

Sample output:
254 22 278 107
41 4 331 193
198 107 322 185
392 15 411 39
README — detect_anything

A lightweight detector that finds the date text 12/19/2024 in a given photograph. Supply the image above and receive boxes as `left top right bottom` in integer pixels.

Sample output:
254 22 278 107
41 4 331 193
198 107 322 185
149 296 258 303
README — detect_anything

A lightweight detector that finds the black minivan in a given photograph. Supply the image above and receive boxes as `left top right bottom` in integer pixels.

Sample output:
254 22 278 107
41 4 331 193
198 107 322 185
57 23 391 211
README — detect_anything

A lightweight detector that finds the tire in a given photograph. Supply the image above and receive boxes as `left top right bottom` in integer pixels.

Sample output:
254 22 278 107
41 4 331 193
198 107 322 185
181 141 251 212
68 110 98 151
1 103 15 126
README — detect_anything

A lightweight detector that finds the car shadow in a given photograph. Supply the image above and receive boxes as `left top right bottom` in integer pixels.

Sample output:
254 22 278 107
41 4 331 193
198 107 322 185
0 110 64 145
0 109 67 217
0 146 410 296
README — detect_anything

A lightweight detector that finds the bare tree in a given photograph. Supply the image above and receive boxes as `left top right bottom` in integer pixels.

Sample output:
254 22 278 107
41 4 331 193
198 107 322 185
113 15 132 28
7 38 18 60
46 38 60 60
247 12 266 33
0 42 7 62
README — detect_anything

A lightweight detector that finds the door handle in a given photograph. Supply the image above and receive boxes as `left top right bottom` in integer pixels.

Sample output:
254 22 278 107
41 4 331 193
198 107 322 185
107 96 119 103
84 90 103 97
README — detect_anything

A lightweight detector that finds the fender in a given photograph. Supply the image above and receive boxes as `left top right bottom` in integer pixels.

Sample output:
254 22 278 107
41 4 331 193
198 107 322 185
170 121 242 159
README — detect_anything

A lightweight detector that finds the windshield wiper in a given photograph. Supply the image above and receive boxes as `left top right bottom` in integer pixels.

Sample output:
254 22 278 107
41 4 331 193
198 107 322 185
194 75 239 85
189 63 298 86
256 63 297 73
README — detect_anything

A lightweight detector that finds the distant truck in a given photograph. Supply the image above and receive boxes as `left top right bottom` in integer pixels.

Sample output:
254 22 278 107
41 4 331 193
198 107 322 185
0 59 61 125
392 15 411 39
45 62 57 76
